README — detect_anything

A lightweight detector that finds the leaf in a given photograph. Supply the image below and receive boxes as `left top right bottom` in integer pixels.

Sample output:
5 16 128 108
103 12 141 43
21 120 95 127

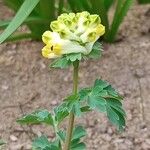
0 0 40 44
107 98 126 116
138 0 150 4
80 106 91 112
91 86 103 96
0 17 48 29
106 105 125 131
57 130 66 142
66 53 82 62
4 0 23 12
73 102 82 116
87 42 102 59
105 85 123 100
17 109 53 125
56 126 86 149
94 79 109 88
79 88 91 100
32 136 59 150
106 0 133 42
104 0 114 11
79 78 126 130
50 57 72 69
0 139 5 146
32 136 51 149
71 142 86 150
65 95 82 116
88 95 106 112
54 103 69 124
72 126 86 140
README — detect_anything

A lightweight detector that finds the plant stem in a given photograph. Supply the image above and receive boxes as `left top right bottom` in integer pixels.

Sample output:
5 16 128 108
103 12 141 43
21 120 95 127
64 60 79 150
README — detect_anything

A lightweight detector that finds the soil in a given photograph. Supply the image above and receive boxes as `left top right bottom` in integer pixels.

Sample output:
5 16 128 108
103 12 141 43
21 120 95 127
0 1 150 150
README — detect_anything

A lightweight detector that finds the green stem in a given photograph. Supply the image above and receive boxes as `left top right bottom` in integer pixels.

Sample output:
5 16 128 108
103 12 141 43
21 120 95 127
64 60 79 150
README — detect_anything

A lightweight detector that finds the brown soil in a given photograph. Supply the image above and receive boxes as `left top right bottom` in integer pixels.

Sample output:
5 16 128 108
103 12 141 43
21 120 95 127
0 1 150 150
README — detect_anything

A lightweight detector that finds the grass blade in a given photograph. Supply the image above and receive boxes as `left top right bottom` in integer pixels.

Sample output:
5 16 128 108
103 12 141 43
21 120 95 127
106 0 133 42
5 33 35 42
104 0 114 11
138 0 150 4
58 0 65 15
67 0 79 12
67 0 87 12
0 17 49 29
78 0 91 11
40 0 55 20
4 0 23 12
0 0 40 44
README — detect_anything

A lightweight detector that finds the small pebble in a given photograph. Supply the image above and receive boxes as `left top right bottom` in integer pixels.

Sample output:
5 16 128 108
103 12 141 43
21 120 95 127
10 135 18 142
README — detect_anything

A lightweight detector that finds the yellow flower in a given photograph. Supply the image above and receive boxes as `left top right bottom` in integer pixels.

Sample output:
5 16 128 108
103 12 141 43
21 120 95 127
41 11 105 59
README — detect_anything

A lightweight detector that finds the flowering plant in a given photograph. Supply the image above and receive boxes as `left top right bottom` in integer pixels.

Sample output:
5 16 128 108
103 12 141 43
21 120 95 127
17 12 126 150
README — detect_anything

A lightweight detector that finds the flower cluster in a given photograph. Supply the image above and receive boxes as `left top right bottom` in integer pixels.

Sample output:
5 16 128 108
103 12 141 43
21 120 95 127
42 11 105 59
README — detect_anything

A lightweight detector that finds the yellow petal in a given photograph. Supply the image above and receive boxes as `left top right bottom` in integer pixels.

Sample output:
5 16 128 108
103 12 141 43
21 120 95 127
96 24 105 36
42 31 52 44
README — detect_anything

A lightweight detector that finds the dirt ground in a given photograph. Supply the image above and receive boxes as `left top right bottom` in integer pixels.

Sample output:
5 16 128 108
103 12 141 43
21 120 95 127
0 1 150 150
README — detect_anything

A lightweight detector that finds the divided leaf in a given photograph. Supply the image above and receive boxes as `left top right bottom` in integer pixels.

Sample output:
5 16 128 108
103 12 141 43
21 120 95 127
87 42 102 59
17 109 53 125
64 95 82 116
57 126 86 150
72 126 86 140
50 57 72 69
54 103 69 124
66 53 82 62
78 79 126 131
32 136 59 150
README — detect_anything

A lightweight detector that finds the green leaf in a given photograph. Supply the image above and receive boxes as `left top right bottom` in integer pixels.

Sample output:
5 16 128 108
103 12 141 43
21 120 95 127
105 85 123 100
104 0 114 11
32 136 59 150
58 0 65 15
66 53 82 62
0 139 5 146
138 0 150 4
57 130 66 142
72 126 86 140
32 136 51 149
107 106 125 131
88 95 106 112
71 142 86 150
65 95 82 116
70 126 86 150
17 109 53 125
0 0 40 44
0 17 49 29
78 79 126 130
50 57 72 69
87 42 102 59
79 88 91 100
56 126 86 149
4 0 23 12
94 79 109 88
73 102 82 116
54 103 69 124
106 0 133 42
80 106 91 112
4 33 34 42
106 98 126 116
